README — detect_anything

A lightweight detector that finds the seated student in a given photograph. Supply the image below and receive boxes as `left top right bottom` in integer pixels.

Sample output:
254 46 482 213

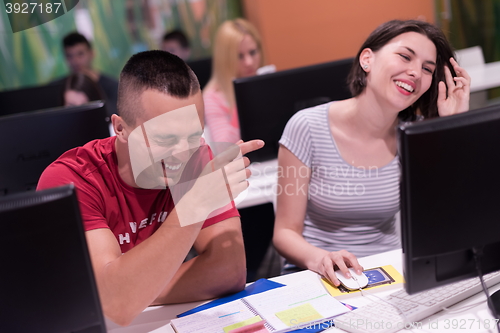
273 20 471 286
203 18 265 144
52 32 118 117
161 29 191 61
38 50 264 326
62 72 106 107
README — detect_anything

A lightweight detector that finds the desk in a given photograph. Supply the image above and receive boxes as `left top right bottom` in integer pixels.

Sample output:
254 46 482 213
465 61 500 93
235 159 278 209
105 249 500 333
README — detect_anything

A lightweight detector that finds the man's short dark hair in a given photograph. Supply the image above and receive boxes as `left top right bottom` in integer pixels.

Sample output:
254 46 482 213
63 31 92 49
118 50 200 126
162 29 190 49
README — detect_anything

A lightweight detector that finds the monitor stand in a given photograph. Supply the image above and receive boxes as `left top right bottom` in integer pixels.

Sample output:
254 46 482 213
490 289 500 318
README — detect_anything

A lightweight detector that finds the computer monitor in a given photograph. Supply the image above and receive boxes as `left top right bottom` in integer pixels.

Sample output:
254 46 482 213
187 57 212 90
0 101 110 195
0 81 65 117
399 103 500 295
0 184 106 333
234 58 353 162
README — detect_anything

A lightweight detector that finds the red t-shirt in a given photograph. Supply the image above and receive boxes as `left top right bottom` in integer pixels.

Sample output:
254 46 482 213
37 136 239 253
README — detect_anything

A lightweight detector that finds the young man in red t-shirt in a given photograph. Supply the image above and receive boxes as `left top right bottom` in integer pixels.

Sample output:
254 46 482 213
38 51 263 326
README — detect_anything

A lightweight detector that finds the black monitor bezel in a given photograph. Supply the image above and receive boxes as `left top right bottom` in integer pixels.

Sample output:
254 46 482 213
0 101 110 195
234 58 354 163
399 104 500 294
0 184 106 332
187 57 212 90
0 81 65 117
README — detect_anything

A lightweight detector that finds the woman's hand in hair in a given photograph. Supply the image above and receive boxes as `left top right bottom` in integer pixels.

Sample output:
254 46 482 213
437 57 471 117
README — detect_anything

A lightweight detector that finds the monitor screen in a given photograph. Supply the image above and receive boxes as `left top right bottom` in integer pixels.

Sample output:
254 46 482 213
399 104 500 295
0 82 65 117
234 58 353 162
187 57 212 90
0 101 110 195
0 184 106 333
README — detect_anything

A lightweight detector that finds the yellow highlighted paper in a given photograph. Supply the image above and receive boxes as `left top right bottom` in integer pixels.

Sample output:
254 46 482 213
223 316 263 333
275 303 322 327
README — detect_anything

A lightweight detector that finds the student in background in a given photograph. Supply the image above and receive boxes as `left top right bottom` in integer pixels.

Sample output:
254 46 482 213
161 29 191 61
63 72 106 109
203 18 264 144
60 32 118 117
273 20 471 286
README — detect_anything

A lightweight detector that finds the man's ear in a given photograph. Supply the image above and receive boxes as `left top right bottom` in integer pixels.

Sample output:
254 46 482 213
359 48 373 72
112 114 130 144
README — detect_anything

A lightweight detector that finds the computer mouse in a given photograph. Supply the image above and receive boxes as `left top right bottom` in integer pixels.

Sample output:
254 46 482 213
334 268 369 290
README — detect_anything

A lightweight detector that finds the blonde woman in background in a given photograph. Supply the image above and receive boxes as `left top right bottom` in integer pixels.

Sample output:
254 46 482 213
203 18 264 144
204 18 275 283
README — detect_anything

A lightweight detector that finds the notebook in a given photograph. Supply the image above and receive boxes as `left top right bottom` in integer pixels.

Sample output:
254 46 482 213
170 279 349 333
178 278 286 317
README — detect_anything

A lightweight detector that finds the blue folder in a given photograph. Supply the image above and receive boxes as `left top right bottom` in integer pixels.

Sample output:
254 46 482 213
177 278 334 332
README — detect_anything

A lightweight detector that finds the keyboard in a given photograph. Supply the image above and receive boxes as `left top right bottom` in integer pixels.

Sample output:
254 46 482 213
334 271 500 333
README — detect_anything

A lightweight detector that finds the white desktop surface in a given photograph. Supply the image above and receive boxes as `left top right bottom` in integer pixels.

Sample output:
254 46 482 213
466 61 500 93
105 249 500 333
236 159 278 209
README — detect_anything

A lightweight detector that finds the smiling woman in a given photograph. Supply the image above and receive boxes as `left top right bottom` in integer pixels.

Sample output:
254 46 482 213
362 32 437 115
272 20 471 287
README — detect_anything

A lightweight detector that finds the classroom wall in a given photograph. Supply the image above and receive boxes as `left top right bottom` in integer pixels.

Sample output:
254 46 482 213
242 0 435 70
0 0 243 91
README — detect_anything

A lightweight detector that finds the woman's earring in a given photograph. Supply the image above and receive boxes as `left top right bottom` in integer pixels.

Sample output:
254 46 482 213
363 64 368 70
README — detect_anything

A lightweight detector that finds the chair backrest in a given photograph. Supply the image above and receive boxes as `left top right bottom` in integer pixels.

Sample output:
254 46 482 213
455 46 485 67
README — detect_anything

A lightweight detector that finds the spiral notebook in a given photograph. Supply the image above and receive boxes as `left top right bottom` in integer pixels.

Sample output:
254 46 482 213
170 280 349 333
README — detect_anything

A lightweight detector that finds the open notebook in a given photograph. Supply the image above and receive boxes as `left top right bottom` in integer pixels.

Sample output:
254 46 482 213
170 279 349 333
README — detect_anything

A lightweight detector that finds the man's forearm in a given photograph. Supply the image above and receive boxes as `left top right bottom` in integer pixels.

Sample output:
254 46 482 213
87 209 203 326
153 220 246 304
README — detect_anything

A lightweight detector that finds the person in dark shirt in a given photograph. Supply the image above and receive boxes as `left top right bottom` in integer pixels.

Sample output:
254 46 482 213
161 29 191 61
62 72 106 108
54 31 118 117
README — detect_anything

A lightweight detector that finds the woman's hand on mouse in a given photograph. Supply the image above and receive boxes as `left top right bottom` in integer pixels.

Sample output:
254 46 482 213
437 57 471 117
315 249 363 286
